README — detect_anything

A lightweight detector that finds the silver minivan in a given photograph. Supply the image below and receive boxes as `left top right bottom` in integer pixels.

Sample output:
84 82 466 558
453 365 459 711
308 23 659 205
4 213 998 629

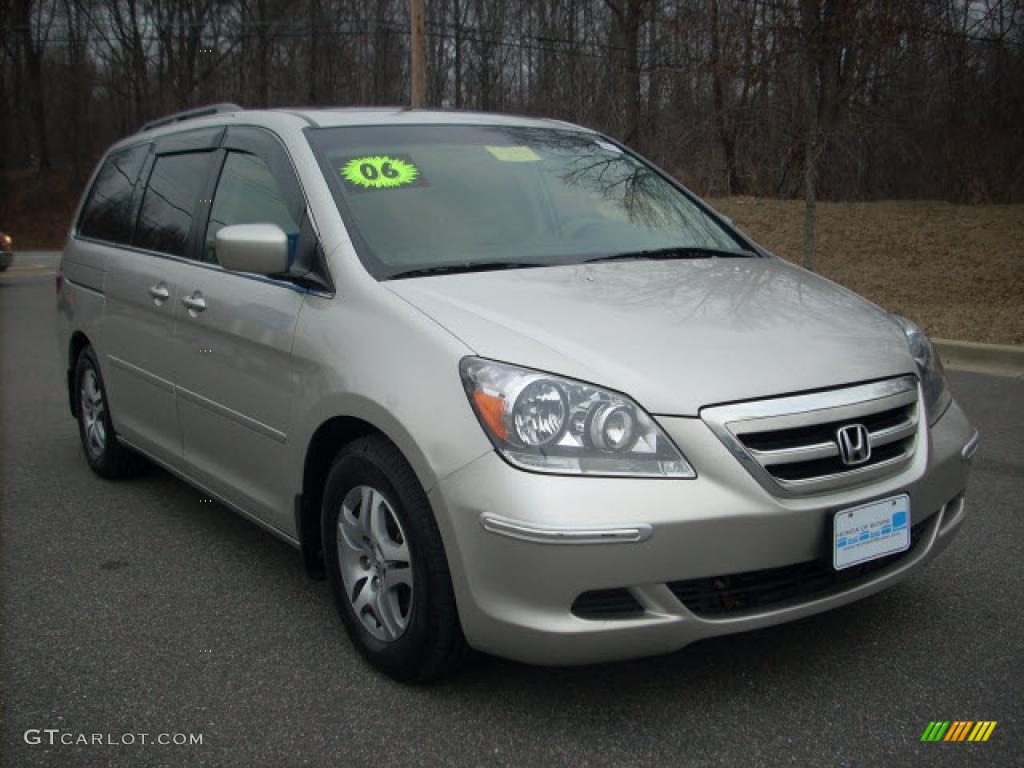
57 104 978 681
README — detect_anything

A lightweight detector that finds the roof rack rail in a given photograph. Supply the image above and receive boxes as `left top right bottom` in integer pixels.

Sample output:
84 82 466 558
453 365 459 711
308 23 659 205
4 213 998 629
140 103 243 133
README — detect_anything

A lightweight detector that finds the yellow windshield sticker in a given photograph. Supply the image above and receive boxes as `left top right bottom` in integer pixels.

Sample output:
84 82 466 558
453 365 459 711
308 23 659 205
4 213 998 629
485 146 541 162
340 155 420 189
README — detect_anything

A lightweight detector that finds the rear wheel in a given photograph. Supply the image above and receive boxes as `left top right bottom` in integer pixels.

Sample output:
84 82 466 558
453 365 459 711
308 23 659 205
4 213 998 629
323 435 467 682
74 345 146 478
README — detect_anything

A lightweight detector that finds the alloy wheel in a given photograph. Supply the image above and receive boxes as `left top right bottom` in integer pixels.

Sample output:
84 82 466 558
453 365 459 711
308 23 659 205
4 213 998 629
336 485 414 642
80 368 107 460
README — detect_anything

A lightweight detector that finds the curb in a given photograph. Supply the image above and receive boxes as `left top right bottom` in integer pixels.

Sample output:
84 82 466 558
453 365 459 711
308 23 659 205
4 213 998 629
934 339 1024 378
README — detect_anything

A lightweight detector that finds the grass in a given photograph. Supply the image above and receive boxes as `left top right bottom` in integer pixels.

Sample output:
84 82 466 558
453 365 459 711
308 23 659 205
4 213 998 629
709 197 1024 345
1 169 1019 344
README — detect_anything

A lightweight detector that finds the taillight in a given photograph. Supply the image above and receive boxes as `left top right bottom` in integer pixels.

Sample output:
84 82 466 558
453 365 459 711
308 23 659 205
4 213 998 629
56 269 63 293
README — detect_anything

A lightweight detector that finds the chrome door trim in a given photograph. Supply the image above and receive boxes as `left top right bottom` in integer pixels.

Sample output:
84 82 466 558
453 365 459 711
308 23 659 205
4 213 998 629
107 354 175 394
175 385 287 444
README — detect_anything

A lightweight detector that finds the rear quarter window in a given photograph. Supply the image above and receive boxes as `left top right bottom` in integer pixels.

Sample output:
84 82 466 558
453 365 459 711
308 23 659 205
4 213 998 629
77 145 149 244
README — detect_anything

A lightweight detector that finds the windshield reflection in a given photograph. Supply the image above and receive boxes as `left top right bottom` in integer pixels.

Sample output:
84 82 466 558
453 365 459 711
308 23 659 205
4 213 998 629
307 125 744 278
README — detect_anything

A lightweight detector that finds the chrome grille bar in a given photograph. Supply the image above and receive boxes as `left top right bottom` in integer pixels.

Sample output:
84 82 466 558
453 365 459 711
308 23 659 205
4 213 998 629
869 417 918 447
749 441 838 465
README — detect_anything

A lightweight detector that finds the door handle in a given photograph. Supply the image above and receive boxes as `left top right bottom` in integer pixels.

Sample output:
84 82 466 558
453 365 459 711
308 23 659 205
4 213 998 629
148 283 170 303
182 293 207 314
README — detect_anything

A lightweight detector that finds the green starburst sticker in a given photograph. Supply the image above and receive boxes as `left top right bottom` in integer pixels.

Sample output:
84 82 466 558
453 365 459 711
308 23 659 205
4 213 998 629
340 155 420 190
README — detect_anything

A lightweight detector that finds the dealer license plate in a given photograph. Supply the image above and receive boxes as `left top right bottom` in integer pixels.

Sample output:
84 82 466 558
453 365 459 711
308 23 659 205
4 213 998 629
833 494 910 571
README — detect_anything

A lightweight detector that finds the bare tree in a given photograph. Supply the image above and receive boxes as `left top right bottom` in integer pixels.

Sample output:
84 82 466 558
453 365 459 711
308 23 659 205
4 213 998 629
604 0 650 148
12 0 57 171
0 0 1020 206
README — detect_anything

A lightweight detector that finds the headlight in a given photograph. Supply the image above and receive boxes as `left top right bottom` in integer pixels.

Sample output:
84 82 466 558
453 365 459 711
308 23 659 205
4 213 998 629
893 315 951 425
460 357 695 477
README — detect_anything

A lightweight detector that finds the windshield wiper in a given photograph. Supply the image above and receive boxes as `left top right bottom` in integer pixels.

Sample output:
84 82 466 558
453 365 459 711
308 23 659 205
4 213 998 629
584 246 755 264
387 261 549 280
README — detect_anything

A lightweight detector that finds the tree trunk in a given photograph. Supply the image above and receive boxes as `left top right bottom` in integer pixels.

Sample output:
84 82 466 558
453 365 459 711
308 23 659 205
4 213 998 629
258 0 270 106
710 0 740 194
308 0 320 102
622 2 642 148
800 0 820 271
453 0 463 108
17 0 50 172
802 110 817 272
607 0 645 148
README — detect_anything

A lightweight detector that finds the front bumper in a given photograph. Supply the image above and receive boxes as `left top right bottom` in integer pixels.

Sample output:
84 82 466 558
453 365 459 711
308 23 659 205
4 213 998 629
430 400 976 665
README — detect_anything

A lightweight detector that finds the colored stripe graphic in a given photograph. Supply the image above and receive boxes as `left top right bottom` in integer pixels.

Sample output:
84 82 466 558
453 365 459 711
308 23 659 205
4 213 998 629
945 721 972 741
921 721 997 742
970 724 995 741
921 721 950 741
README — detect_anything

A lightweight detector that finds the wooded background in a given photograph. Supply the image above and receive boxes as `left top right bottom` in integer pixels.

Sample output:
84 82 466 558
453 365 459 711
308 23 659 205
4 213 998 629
1 0 1022 204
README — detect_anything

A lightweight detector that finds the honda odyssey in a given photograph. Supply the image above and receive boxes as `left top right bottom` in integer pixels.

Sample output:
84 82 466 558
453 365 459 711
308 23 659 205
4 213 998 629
56 104 978 681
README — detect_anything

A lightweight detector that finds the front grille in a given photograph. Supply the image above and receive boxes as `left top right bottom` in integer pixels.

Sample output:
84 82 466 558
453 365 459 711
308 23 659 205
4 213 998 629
571 588 644 619
702 376 920 496
762 428 911 482
668 518 930 618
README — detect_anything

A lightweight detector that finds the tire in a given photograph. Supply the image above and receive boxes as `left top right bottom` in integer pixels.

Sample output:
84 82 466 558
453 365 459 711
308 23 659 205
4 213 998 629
74 345 146 479
322 435 468 682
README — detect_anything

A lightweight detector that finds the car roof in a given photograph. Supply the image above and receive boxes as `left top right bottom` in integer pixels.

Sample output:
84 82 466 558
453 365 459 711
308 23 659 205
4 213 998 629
291 107 587 131
113 106 591 151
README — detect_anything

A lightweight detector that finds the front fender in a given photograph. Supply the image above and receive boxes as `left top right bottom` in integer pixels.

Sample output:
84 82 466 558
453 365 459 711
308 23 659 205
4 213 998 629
287 287 493 499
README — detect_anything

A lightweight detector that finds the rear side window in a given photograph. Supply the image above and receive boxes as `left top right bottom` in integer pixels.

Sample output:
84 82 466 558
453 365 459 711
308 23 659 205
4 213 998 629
134 152 213 257
78 145 148 244
203 152 300 264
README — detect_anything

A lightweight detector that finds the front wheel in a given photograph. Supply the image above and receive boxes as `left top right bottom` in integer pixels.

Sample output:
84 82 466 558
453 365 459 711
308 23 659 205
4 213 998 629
322 435 467 682
74 345 146 478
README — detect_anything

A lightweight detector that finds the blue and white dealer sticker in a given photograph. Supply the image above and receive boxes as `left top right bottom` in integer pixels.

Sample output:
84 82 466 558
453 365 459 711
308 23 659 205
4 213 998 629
833 494 911 570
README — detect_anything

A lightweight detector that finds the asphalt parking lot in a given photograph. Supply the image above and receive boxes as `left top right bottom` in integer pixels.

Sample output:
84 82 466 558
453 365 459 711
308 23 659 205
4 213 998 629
2 253 1021 768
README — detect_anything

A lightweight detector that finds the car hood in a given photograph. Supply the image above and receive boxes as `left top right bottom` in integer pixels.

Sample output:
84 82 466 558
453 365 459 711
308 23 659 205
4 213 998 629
385 258 916 415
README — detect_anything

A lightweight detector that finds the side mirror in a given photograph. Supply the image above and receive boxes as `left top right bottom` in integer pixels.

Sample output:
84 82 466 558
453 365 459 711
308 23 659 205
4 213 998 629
215 223 289 275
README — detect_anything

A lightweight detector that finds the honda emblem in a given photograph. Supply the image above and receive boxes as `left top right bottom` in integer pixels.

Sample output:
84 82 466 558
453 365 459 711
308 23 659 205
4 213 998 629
837 424 872 466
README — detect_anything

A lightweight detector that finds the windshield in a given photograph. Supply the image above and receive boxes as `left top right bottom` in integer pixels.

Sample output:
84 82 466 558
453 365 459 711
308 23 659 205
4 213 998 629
306 124 749 279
